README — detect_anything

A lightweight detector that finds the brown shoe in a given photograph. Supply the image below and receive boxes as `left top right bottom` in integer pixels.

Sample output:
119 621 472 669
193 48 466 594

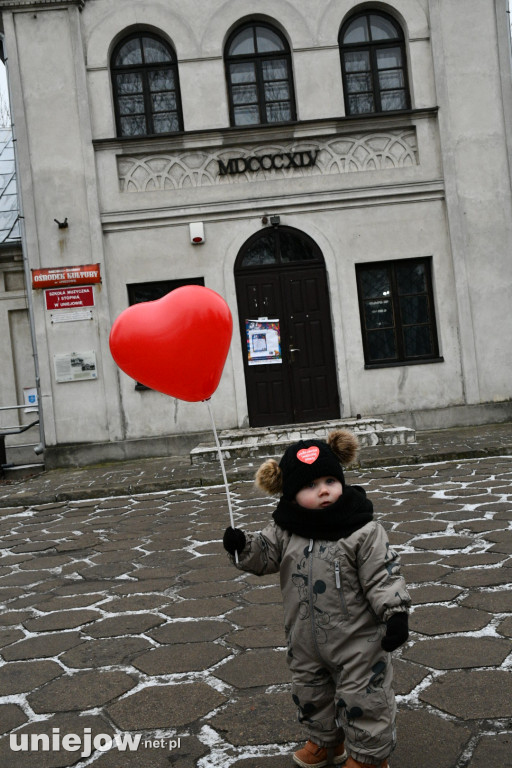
343 757 389 768
293 740 348 767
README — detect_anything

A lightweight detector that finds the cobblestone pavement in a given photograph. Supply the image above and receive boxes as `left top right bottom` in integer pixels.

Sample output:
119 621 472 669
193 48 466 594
0 449 512 766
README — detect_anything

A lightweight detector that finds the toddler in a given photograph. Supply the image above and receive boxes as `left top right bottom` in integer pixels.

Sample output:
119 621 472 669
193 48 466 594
223 429 410 768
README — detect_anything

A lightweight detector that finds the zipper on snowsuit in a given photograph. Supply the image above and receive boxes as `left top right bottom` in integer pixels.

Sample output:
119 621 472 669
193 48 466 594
335 559 349 620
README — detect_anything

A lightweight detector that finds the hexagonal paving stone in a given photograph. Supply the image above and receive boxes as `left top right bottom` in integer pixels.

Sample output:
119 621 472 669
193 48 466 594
28 670 136 713
420 670 512 719
442 568 512 588
391 658 428 695
462 589 512 613
213 649 291 688
403 636 511 669
162 596 237 618
149 619 230 645
391 708 471 768
1 631 83 661
209 691 302 746
0 703 28 734
466 733 512 767
87 613 165 638
132 641 231 674
226 626 287 650
60 636 152 668
498 616 512 637
23 610 101 632
107 682 227 729
407 585 463 604
230 604 284 628
0 660 62 695
409 605 491 636
412 535 473 550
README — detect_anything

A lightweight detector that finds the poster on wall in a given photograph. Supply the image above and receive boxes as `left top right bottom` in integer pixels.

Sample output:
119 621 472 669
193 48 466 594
246 319 282 365
54 351 97 383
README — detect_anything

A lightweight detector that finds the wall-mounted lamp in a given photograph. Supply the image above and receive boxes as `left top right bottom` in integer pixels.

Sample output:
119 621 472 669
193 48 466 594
54 218 68 229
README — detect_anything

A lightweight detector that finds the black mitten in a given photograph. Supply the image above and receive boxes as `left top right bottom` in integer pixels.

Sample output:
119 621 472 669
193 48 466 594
223 526 246 555
381 612 409 652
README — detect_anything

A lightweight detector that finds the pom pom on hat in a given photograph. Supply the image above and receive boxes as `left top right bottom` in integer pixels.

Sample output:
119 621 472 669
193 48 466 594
255 459 283 495
255 429 360 500
327 429 360 466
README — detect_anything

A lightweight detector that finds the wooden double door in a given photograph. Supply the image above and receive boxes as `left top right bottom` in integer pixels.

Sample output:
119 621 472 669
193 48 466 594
235 227 340 427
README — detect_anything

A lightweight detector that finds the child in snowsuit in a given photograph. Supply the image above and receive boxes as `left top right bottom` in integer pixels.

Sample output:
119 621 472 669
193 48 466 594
223 430 410 768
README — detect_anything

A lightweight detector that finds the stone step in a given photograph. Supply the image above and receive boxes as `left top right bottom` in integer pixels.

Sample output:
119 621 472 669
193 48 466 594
1 463 45 481
190 418 416 464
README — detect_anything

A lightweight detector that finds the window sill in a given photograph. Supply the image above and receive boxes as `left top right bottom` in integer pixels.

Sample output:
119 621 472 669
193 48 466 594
364 356 444 370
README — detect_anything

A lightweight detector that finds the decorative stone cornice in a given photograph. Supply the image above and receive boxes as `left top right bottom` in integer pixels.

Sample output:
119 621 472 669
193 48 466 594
0 0 84 10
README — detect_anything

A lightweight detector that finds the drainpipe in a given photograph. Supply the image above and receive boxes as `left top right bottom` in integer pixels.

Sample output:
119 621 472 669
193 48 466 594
3 49 45 457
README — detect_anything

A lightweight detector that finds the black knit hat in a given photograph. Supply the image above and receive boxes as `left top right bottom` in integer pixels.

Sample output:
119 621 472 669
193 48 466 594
255 429 360 501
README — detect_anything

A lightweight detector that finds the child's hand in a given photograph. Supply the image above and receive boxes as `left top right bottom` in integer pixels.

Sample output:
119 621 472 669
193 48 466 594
381 612 409 652
223 526 246 555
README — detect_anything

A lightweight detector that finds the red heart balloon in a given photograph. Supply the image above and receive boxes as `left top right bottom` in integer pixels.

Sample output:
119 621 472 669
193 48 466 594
109 285 233 401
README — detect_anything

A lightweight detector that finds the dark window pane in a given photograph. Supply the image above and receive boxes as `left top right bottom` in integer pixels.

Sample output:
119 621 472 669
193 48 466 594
148 69 175 91
360 268 391 299
229 27 255 55
152 92 177 112
344 51 371 73
118 95 145 116
343 17 369 44
234 105 260 125
143 37 172 63
232 84 258 105
399 295 428 325
241 233 276 266
115 38 142 66
364 299 393 329
264 81 290 101
262 59 288 81
377 47 403 69
381 90 407 111
120 115 147 136
396 263 426 294
403 325 433 357
266 103 292 122
256 26 285 53
279 233 318 263
153 113 179 133
370 14 399 41
379 70 404 90
349 93 375 114
347 72 372 94
230 62 256 84
367 328 397 361
116 73 143 95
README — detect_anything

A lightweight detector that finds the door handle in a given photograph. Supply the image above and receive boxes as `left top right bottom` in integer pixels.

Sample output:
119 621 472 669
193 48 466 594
289 346 301 363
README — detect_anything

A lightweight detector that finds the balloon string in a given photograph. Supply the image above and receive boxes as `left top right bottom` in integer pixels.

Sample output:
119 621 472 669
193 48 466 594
205 399 238 564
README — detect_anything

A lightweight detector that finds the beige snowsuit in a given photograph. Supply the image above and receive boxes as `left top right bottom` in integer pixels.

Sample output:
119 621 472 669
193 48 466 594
232 505 410 764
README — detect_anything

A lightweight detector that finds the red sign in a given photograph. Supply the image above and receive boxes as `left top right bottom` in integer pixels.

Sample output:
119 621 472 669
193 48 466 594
32 263 101 289
44 286 95 311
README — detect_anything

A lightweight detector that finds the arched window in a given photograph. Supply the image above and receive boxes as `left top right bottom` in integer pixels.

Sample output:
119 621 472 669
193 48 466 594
339 11 409 115
111 32 183 137
225 22 296 127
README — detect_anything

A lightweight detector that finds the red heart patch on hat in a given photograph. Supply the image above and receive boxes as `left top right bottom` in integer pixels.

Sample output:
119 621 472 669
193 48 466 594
297 446 320 464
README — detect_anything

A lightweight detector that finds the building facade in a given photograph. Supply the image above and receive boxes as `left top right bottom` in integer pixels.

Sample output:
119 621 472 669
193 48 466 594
0 0 511 467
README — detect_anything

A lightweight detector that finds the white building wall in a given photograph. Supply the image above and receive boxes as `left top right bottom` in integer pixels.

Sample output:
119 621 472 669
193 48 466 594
0 0 511 465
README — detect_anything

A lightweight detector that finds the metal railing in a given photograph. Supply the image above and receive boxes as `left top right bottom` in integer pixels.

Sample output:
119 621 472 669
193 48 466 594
0 404 41 468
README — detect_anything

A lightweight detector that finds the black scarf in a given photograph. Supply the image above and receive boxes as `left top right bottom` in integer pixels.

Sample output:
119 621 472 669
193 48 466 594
272 485 373 541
